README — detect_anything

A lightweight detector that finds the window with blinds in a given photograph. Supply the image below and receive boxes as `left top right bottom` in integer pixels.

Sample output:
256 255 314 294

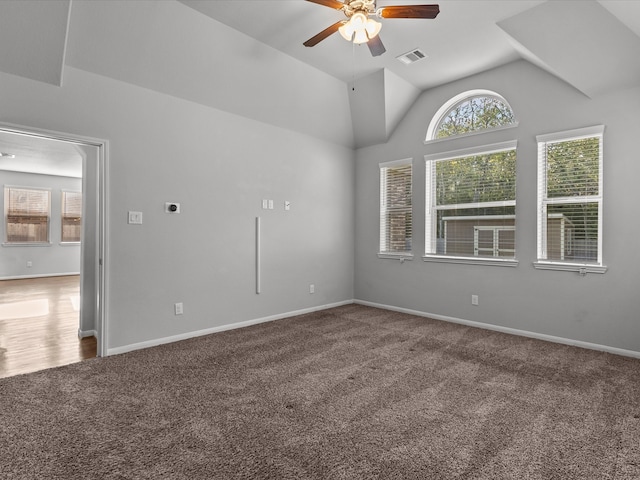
425 141 517 261
379 159 412 256
4 186 51 244
61 191 82 243
536 126 604 267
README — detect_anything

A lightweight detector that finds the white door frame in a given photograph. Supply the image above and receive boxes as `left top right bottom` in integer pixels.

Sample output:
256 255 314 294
0 122 109 357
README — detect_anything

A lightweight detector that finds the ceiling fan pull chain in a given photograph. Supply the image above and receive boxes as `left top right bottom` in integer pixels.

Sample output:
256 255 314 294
352 41 356 91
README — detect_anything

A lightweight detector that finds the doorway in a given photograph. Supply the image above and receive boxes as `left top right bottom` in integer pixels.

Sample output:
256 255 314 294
0 124 107 372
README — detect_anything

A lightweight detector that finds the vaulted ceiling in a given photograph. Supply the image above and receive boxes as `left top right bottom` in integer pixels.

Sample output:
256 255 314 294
1 0 639 159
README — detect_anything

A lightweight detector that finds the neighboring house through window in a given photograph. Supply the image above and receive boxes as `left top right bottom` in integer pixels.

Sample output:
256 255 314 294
535 125 606 273
379 158 412 259
4 186 51 244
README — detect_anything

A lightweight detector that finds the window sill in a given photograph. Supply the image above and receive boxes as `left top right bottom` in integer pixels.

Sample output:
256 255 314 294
422 255 519 267
59 242 81 246
533 261 608 274
378 252 414 262
2 242 52 247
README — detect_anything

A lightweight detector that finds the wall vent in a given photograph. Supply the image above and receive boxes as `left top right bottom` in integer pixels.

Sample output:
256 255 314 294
396 48 427 65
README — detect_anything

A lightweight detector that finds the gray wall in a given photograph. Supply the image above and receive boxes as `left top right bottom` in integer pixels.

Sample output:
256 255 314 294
0 170 81 278
355 60 640 353
0 66 355 352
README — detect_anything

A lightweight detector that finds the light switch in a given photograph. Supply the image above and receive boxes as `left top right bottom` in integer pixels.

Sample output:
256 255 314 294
262 199 268 209
268 199 274 210
128 211 143 224
284 201 291 211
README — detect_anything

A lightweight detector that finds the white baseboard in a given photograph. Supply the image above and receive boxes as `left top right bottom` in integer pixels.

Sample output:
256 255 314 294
107 298 640 360
78 329 97 338
107 299 353 356
0 272 80 281
354 299 640 360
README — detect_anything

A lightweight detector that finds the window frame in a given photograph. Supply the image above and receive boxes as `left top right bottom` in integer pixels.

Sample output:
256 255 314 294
60 190 82 244
3 185 52 246
423 140 519 267
425 89 518 144
534 125 607 274
379 158 414 260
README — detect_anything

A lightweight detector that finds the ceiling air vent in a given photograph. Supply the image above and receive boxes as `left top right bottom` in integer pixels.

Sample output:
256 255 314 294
396 48 427 65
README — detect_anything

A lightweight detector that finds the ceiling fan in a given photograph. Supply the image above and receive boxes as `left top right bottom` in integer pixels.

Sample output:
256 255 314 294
303 0 440 57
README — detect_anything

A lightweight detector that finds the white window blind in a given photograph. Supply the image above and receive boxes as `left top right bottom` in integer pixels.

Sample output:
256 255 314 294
380 159 412 255
4 186 51 243
536 126 604 267
61 191 82 243
425 141 517 261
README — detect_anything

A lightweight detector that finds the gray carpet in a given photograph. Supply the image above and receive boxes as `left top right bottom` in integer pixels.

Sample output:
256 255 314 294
1 304 640 479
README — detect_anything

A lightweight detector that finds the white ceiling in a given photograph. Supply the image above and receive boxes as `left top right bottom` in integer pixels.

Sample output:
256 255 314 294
1 0 639 171
0 130 83 179
179 0 640 92
179 0 543 91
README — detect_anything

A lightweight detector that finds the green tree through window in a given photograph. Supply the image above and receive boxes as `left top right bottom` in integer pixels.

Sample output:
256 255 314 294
537 130 603 265
436 96 515 139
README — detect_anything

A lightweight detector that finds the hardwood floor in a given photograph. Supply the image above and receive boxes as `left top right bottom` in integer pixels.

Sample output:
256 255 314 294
0 275 96 378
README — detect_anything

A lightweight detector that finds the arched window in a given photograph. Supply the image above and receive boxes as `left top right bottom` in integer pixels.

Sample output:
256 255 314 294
426 90 516 141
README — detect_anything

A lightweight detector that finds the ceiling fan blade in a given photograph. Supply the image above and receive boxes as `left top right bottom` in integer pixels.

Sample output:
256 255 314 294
305 0 345 10
303 21 344 47
379 4 440 19
367 35 386 57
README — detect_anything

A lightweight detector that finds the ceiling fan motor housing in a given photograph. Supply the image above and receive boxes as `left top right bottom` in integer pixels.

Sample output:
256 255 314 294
342 0 377 18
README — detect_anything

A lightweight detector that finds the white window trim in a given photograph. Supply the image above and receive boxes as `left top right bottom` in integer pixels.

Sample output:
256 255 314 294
379 158 413 256
424 140 517 266
380 158 412 169
378 252 414 261
424 122 519 146
2 242 53 247
424 140 518 163
423 255 519 268
3 185 52 246
425 89 518 143
535 125 606 273
532 261 607 274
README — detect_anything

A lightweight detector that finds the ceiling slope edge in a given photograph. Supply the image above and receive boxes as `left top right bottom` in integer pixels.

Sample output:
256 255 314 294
349 68 420 149
497 0 640 99
383 69 421 144
64 0 354 149
0 0 70 87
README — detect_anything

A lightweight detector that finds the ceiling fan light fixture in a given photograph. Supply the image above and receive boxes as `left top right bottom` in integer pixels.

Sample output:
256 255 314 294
352 28 370 44
338 11 381 44
338 21 355 41
365 18 382 38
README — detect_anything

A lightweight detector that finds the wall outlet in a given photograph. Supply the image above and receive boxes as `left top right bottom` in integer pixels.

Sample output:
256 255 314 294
174 302 184 315
26 261 33 268
471 295 479 306
309 284 315 294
